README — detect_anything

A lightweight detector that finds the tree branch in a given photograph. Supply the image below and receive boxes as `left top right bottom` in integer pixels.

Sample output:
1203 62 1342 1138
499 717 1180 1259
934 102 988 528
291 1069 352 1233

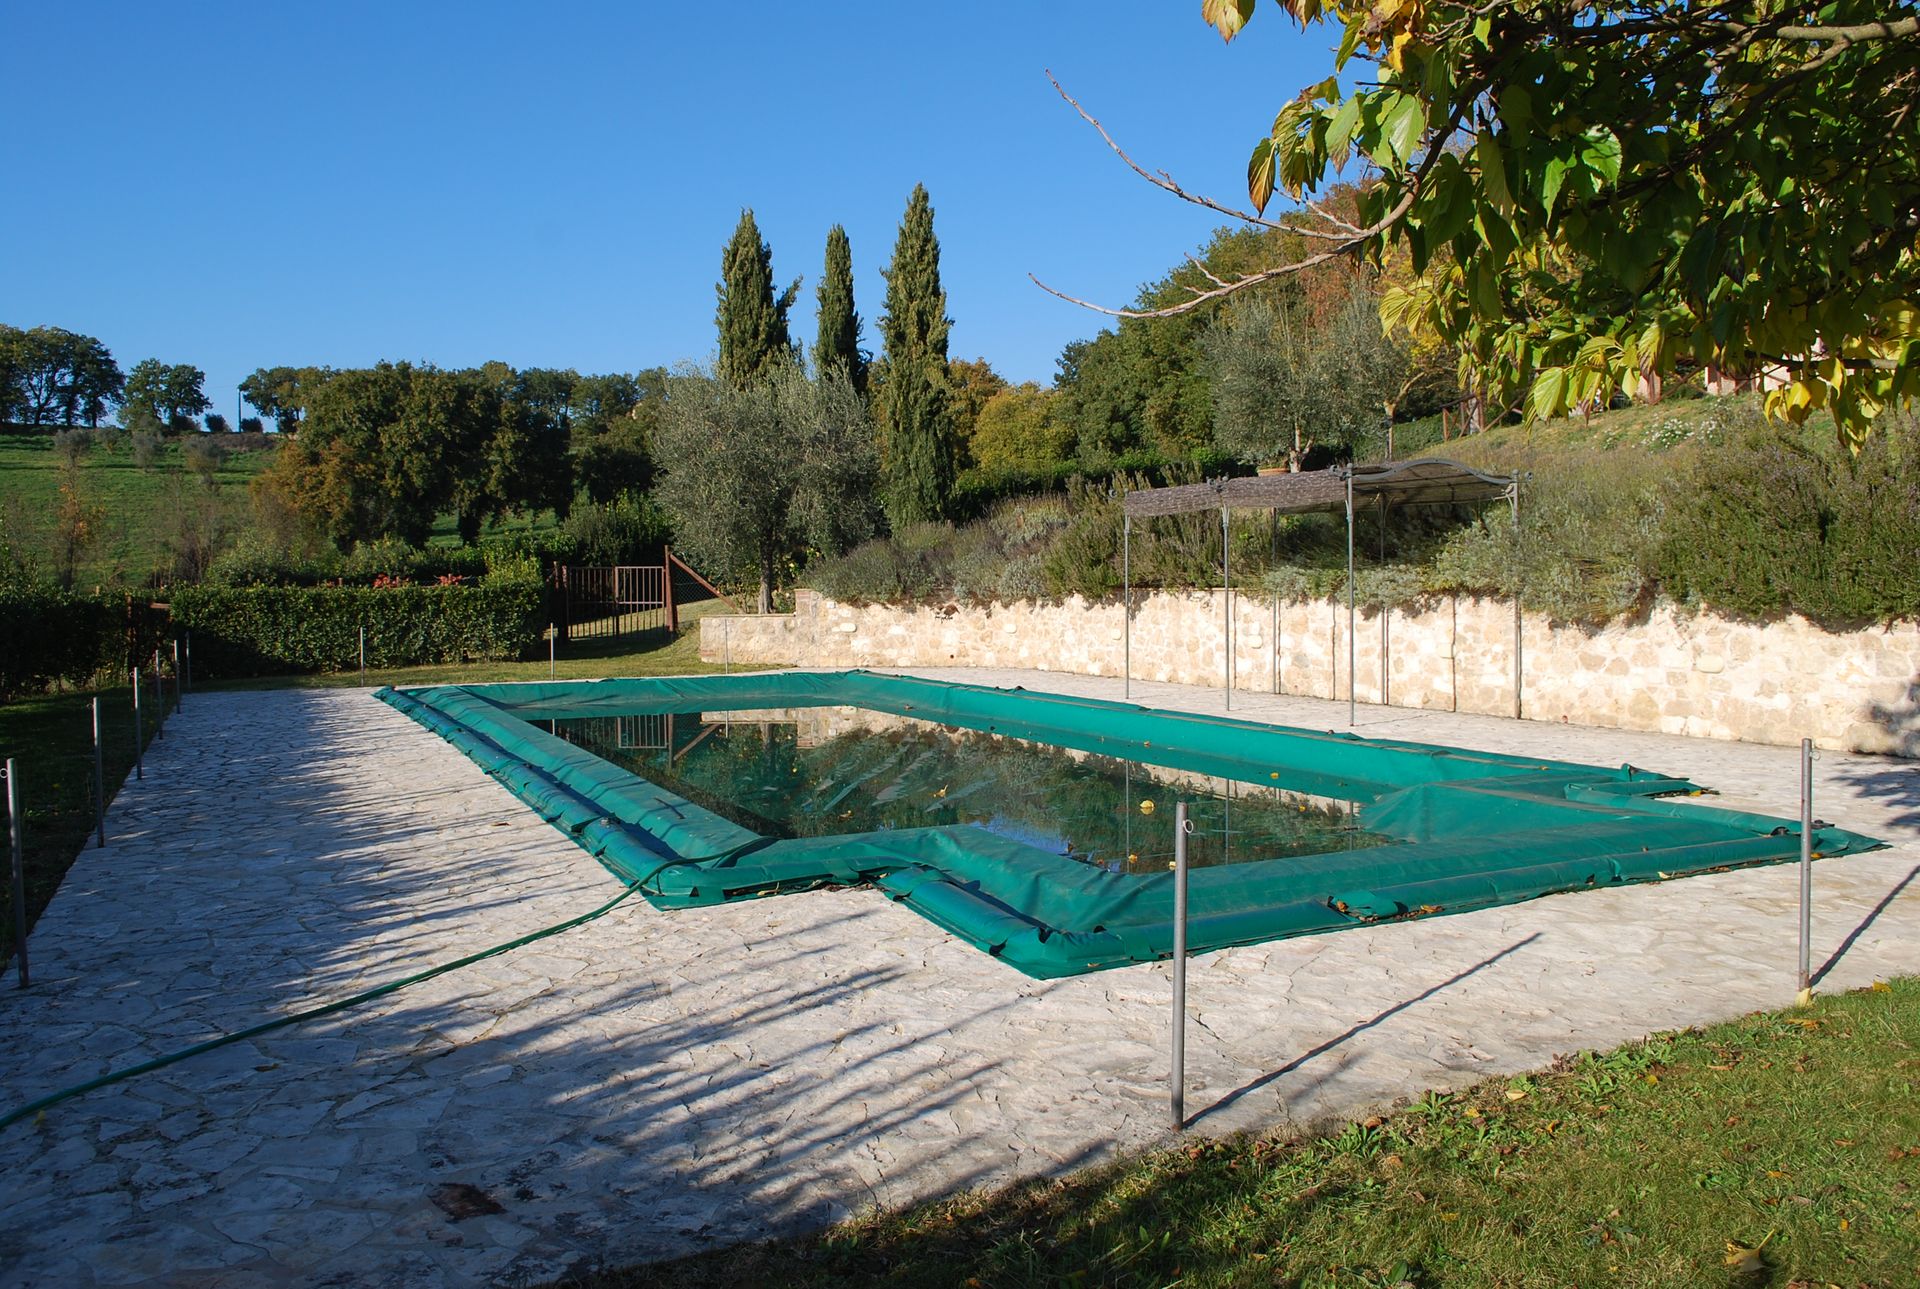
1043 70 1356 241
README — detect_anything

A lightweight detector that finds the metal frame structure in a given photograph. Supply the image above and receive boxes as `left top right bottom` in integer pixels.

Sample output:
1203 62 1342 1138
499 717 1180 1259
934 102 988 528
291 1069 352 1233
1120 459 1520 724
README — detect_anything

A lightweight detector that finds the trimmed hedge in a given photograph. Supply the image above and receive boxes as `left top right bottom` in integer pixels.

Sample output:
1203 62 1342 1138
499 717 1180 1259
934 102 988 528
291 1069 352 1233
0 584 120 701
169 582 546 677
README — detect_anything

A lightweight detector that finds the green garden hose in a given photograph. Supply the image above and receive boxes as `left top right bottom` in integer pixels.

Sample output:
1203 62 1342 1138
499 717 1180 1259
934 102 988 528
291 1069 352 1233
0 883 640 1134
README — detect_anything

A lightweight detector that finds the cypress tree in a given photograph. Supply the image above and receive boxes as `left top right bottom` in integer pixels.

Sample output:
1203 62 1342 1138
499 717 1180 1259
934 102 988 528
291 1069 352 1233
878 184 955 526
715 209 797 389
813 224 866 397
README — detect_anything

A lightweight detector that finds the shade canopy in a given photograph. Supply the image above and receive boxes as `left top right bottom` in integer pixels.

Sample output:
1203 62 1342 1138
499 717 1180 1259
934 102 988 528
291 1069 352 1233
1121 458 1515 519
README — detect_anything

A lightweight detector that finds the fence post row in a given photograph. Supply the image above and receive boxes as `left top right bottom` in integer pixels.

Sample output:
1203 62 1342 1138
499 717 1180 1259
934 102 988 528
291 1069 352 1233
131 668 144 781
92 697 107 849
1798 737 1814 1006
6 758 27 989
1171 800 1191 1130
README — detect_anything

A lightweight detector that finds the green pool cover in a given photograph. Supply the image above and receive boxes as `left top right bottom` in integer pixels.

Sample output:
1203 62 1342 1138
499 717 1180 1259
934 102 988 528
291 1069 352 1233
376 671 1879 979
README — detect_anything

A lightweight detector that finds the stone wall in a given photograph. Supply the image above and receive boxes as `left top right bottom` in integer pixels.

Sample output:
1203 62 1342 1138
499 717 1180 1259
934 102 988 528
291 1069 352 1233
700 589 1920 756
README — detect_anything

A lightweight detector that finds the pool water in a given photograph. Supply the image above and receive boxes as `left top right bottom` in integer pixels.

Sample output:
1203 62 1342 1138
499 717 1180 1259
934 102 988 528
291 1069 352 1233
549 707 1389 874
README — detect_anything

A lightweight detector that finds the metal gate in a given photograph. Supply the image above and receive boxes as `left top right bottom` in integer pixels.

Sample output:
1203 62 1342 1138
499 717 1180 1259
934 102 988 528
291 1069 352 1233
555 564 673 640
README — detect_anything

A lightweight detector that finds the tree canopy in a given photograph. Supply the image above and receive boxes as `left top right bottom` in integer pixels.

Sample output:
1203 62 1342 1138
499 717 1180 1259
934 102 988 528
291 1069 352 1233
813 225 868 395
1053 2 1920 445
0 325 123 426
123 359 211 432
716 209 799 389
654 364 879 611
878 184 958 525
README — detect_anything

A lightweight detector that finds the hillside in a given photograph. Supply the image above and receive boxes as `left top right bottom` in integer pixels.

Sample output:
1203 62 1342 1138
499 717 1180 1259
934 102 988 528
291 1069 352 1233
0 431 276 589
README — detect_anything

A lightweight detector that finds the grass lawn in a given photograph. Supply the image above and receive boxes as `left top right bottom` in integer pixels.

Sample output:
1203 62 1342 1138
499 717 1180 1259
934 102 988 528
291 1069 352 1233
588 979 1920 1288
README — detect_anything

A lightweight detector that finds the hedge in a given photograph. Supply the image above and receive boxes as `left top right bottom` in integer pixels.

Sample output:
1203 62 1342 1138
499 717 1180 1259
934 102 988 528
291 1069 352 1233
168 582 546 678
0 584 121 701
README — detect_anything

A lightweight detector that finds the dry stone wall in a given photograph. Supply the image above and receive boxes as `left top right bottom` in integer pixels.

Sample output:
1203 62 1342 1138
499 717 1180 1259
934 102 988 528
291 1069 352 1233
700 589 1920 756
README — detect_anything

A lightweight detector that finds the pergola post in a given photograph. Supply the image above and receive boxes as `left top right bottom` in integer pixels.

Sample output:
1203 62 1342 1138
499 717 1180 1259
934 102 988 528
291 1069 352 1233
1122 514 1132 701
1510 481 1522 720
1222 507 1231 710
1345 469 1357 727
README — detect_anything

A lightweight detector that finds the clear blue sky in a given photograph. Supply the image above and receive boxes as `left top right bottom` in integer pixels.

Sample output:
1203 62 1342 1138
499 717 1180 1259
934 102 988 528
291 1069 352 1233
0 2 1340 419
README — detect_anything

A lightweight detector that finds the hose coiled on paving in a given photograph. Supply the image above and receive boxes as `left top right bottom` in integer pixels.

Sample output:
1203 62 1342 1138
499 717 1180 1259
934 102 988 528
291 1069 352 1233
0 884 640 1134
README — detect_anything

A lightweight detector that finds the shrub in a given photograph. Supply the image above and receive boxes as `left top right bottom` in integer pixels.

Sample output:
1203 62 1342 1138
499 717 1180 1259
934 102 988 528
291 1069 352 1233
203 413 232 434
1659 415 1920 626
0 581 119 700
560 491 669 566
52 428 91 465
182 436 228 478
238 416 266 435
129 430 162 470
168 582 545 677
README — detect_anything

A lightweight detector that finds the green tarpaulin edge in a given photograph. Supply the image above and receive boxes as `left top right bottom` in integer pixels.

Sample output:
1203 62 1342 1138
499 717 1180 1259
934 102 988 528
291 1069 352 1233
376 670 1882 979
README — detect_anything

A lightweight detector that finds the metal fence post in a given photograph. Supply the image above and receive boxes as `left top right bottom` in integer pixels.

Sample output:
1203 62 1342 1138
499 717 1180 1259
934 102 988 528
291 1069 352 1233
92 697 106 849
724 619 732 674
131 669 144 781
6 758 27 989
152 650 164 740
172 638 183 709
359 626 366 677
1172 800 1191 1130
549 624 556 679
1798 737 1814 1006
183 630 192 690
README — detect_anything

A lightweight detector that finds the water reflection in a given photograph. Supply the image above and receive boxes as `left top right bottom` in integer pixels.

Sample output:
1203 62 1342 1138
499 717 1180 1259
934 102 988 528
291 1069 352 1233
549 707 1389 874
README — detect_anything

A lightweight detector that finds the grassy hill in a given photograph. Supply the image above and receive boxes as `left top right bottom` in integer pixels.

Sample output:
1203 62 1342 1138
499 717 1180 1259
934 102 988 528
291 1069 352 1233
0 430 276 590
0 430 565 589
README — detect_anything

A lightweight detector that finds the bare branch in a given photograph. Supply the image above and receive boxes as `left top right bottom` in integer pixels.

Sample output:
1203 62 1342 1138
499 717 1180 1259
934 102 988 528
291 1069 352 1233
1185 254 1232 288
1027 188 1415 319
1043 69 1355 242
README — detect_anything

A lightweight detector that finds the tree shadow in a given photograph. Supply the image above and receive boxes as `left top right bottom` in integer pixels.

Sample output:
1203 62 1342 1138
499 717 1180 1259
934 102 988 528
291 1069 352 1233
1193 932 1543 1128
1811 862 1919 987
1829 755 1920 832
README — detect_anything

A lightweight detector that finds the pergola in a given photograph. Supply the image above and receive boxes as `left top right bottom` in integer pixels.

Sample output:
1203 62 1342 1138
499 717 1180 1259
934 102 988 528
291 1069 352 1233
1120 458 1520 725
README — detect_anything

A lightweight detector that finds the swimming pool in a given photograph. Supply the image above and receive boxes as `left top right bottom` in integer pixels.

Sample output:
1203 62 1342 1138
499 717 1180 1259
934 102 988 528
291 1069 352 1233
378 671 1880 978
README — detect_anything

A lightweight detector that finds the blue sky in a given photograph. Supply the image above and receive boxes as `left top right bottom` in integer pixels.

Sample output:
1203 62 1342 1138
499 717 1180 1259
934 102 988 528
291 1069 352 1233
1 3 1340 418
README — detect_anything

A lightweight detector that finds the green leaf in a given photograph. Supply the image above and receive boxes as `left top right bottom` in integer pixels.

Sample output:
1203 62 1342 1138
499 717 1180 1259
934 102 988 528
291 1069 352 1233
1541 149 1574 215
1479 130 1514 214
1527 366 1569 420
1326 94 1362 154
1579 126 1622 186
1382 94 1425 166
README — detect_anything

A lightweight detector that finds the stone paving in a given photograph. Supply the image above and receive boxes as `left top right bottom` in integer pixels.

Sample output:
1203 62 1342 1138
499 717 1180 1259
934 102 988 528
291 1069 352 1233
0 670 1915 1287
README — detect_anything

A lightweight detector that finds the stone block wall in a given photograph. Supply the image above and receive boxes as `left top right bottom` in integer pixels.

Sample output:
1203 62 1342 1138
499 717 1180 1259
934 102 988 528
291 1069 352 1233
700 589 1920 756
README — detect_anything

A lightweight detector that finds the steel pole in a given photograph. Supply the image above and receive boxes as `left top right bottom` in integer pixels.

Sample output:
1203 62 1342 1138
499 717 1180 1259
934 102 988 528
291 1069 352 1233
549 625 556 679
1171 800 1190 1130
132 669 144 781
359 627 366 676
1222 508 1231 710
6 759 25 988
92 698 106 848
172 638 183 709
1798 737 1814 1005
1271 510 1280 695
183 631 191 690
1122 514 1131 701
152 650 163 739
1346 471 1356 726
1510 485 1523 719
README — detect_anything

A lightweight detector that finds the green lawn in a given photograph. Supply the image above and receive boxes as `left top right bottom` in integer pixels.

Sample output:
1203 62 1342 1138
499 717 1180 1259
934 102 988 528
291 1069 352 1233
582 980 1920 1288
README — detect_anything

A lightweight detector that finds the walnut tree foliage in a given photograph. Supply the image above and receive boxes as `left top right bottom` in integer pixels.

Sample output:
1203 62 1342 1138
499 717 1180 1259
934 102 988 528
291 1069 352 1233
1188 1 1920 446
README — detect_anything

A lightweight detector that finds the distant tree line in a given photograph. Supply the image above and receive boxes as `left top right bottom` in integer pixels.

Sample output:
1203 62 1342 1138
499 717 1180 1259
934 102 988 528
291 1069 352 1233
1 323 219 435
